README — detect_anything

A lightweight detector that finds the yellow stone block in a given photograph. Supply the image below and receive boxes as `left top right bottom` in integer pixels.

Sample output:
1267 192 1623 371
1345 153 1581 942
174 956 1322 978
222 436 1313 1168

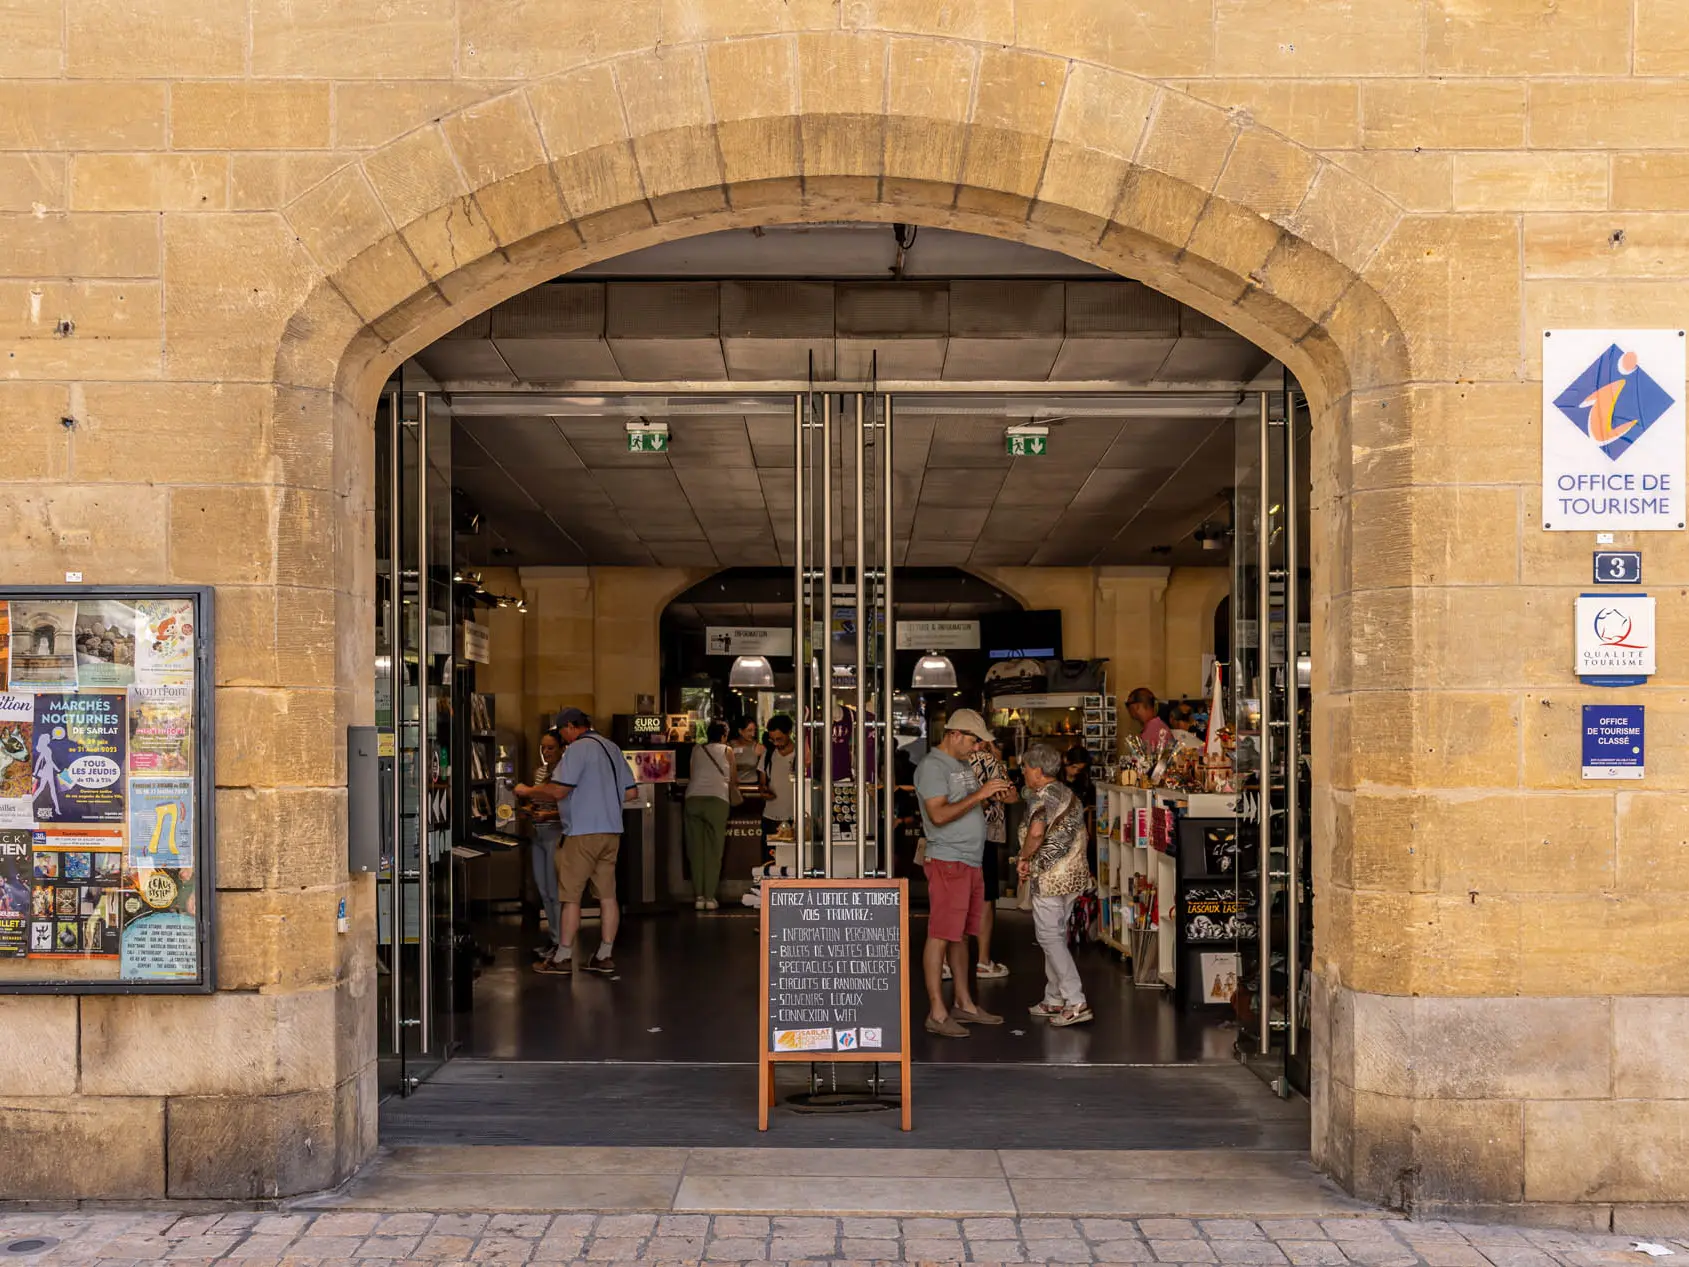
1525 213 1689 279
0 279 161 379
663 0 837 39
1135 90 1239 195
530 65 629 156
1613 154 1689 212
161 214 319 380
472 166 567 248
1532 82 1689 150
334 81 497 150
0 1097 163 1199
1178 78 1360 151
1521 895 1689 996
1361 80 1526 151
1216 128 1320 222
1056 64 1157 163
0 383 71 481
0 212 157 277
169 488 276 586
1364 215 1522 382
0 0 63 76
1215 0 1422 76
76 382 274 485
1019 0 1213 77
363 125 466 229
0 484 168 584
1636 0 1689 75
70 153 227 212
1332 152 1452 214
884 38 975 189
1426 0 1631 75
217 888 339 991
216 787 347 890
285 164 392 274
0 82 165 151
1618 793 1689 893
67 0 245 78
458 0 659 79
172 83 332 151
1426 792 1615 896
251 0 454 78
1524 281 1689 377
231 154 351 211
1289 163 1400 274
0 155 64 212
964 49 1066 201
1410 892 1524 997
442 91 547 191
852 0 1011 41
402 196 500 294
1453 154 1609 213
0 998 78 1096
212 585 279 688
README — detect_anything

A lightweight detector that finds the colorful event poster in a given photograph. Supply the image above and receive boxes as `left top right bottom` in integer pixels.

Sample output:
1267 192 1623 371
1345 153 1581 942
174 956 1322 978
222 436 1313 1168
0 694 32 828
31 693 126 824
134 600 195 687
120 911 197 980
8 602 77 692
0 828 29 957
127 685 191 774
73 600 137 689
127 778 192 869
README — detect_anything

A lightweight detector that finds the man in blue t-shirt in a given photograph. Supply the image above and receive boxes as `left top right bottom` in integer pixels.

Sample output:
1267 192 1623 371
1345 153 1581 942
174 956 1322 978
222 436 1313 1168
915 708 1012 1037
535 708 637 977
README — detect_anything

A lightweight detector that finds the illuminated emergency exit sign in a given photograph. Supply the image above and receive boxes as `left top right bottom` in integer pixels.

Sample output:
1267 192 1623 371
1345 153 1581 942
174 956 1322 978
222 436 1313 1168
1005 424 1048 457
626 422 670 453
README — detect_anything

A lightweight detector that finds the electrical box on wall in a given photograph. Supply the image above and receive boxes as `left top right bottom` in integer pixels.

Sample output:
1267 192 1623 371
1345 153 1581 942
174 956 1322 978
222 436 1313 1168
347 725 381 874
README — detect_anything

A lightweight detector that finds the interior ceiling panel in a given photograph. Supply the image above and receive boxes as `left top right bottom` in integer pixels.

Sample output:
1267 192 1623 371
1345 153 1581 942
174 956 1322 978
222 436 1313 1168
424 226 1265 571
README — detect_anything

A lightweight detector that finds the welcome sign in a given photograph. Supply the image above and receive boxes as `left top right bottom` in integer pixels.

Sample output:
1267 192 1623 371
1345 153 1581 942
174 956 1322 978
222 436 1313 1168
1542 330 1686 532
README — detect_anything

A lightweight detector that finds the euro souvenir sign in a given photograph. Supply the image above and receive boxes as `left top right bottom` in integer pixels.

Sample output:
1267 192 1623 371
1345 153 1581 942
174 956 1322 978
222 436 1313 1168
0 587 214 993
1543 330 1686 532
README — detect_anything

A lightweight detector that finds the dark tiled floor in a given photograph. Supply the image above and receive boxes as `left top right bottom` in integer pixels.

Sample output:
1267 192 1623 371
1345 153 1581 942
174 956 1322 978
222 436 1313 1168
455 907 1233 1066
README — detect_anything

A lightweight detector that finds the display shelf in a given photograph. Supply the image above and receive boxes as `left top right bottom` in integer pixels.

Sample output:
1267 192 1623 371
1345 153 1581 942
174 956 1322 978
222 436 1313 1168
1099 785 1184 989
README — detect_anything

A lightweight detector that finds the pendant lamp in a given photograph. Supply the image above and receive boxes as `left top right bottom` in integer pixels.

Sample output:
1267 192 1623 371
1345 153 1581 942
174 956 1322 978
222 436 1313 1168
910 651 958 690
728 654 776 688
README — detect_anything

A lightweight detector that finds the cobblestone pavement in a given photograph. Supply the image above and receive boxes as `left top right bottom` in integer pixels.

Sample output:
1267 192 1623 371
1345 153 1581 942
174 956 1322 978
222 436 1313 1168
0 1210 1680 1267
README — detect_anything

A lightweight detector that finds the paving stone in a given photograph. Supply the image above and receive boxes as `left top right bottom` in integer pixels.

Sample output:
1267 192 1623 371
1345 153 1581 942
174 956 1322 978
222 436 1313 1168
1090 1242 1154 1263
586 1239 648 1260
841 1240 901 1259
491 1217 555 1239
168 1217 225 1238
906 1221 964 1238
1154 1242 1216 1263
1037 1241 1097 1262
904 1239 968 1260
842 1221 900 1239
475 1235 541 1261
376 1216 439 1236
1479 1251 1558 1267
598 1219 659 1240
704 1238 768 1260
964 1221 1021 1242
1142 1224 1201 1242
642 1235 707 1257
769 1238 838 1259
773 1219 838 1237
1209 1241 1287 1265
713 1219 770 1238
1022 1220 1082 1240
305 1215 382 1237
434 1217 494 1238
1259 1226 1329 1243
1414 1248 1488 1267
416 1237 477 1257
1320 1225 1398 1243
1203 1224 1266 1242
1281 1242 1349 1265
967 1241 1029 1262
1333 1250 1415 1267
1080 1223 1142 1242
656 1219 713 1237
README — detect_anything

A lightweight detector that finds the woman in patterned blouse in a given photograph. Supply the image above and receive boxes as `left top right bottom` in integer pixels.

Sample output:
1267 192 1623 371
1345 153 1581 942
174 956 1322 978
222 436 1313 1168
1015 743 1094 1027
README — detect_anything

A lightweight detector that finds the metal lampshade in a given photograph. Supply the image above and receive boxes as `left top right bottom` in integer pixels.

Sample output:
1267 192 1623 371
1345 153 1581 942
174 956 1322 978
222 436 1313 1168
910 651 958 690
728 654 776 689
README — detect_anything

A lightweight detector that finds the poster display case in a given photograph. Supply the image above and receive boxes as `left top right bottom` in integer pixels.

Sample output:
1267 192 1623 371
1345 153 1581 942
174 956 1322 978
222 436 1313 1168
0 586 214 994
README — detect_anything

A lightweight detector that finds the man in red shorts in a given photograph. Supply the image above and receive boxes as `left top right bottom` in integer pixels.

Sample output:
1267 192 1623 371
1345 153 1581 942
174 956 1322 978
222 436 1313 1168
915 709 1013 1037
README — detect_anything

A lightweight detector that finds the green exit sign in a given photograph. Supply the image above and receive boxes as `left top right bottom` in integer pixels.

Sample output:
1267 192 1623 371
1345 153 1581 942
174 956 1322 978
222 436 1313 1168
627 428 669 453
1005 433 1047 457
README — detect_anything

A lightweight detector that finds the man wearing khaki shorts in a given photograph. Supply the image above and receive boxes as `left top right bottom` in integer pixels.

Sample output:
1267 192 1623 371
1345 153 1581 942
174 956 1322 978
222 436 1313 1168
536 708 637 976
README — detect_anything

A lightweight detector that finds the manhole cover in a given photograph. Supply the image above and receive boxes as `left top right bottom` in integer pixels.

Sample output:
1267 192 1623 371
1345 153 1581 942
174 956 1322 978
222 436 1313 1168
5 1238 58 1255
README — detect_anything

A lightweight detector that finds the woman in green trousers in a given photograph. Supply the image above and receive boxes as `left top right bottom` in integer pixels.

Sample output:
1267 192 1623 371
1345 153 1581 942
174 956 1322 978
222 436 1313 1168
684 719 734 909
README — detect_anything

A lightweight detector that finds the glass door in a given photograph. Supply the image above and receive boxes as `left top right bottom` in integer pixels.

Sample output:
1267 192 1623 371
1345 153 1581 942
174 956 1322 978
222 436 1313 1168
792 392 895 880
376 388 456 1096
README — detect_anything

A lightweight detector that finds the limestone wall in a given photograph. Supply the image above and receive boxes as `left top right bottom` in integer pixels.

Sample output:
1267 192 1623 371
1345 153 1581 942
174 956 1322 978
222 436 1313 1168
1 0 1687 1216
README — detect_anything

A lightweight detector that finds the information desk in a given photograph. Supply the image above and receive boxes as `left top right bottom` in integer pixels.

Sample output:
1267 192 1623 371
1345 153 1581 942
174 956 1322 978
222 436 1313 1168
758 877 910 1131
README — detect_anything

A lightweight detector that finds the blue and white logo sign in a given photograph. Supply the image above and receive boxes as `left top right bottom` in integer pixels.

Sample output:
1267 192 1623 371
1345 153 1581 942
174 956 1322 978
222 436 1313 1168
1574 593 1656 683
1582 705 1644 780
1543 330 1686 532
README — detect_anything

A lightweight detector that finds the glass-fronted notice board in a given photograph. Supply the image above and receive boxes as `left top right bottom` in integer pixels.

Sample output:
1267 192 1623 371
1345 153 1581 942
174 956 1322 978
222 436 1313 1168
0 587 214 993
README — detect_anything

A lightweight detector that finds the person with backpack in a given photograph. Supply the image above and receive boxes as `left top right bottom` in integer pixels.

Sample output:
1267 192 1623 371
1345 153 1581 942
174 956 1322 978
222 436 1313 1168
1016 742 1095 1027
684 720 734 910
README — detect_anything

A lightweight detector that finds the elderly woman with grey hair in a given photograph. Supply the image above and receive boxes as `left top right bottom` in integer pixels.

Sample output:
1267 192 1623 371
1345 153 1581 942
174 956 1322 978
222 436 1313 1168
1014 742 1095 1027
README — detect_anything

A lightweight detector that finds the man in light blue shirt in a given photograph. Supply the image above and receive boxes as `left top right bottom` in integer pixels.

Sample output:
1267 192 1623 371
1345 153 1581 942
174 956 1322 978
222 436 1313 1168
915 709 1012 1037
536 708 637 977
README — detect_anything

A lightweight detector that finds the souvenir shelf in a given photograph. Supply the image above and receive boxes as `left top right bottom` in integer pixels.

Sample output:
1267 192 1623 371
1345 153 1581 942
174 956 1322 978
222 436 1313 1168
1096 785 1183 989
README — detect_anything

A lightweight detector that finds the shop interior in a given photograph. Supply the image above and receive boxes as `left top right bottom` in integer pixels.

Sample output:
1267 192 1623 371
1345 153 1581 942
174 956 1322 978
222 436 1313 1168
373 224 1313 1143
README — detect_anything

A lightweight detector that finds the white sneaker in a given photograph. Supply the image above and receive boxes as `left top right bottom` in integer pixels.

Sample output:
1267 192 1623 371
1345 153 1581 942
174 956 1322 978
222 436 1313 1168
694 896 706 910
704 898 719 910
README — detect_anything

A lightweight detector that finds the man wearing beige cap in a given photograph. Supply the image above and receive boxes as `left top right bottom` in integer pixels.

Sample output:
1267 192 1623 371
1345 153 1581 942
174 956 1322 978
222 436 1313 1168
915 708 1012 1037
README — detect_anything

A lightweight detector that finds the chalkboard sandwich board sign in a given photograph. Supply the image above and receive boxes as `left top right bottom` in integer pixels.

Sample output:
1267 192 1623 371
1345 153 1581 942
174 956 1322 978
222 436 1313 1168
758 877 911 1131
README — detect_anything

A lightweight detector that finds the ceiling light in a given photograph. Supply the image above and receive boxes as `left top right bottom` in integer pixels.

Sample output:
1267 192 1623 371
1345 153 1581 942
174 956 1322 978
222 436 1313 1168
910 651 958 691
729 655 776 688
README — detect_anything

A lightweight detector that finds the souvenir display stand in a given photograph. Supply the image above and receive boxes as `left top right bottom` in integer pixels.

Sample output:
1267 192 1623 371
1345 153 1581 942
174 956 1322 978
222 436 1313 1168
1096 785 1181 989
